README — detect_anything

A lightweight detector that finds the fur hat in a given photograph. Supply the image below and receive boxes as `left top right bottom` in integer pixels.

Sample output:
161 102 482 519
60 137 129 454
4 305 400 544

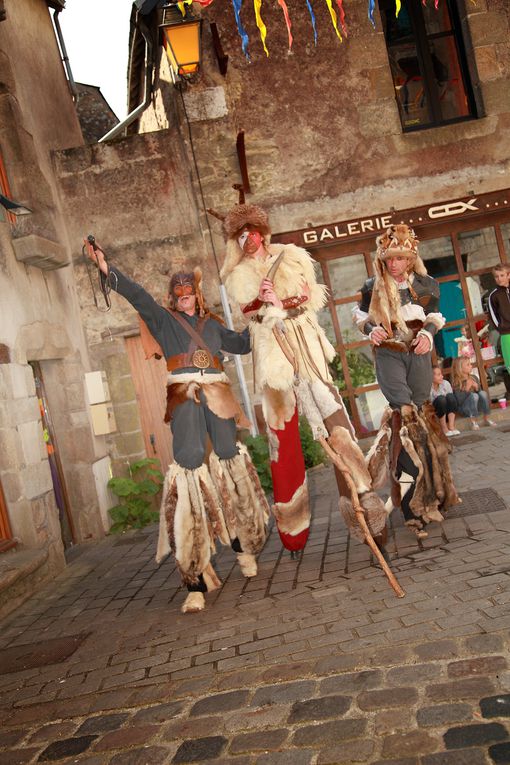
168 267 207 317
369 225 427 336
223 204 271 241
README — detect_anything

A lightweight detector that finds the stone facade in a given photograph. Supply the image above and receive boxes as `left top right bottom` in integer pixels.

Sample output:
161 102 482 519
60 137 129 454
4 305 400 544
0 0 108 617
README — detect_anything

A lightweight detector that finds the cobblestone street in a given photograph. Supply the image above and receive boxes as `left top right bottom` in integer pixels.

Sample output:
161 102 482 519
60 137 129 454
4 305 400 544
1 425 510 764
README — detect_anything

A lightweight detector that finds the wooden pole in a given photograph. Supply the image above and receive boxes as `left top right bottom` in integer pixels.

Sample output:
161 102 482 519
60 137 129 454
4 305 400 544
318 436 405 599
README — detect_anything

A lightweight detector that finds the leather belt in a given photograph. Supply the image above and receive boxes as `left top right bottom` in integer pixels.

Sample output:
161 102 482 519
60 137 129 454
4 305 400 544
251 306 306 324
166 353 224 373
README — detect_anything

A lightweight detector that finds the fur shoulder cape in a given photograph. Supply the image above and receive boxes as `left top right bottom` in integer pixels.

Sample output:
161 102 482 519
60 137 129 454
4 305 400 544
224 243 328 314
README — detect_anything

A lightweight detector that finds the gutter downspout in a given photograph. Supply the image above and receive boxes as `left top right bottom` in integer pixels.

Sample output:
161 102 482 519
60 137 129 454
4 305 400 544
53 8 78 100
99 17 154 143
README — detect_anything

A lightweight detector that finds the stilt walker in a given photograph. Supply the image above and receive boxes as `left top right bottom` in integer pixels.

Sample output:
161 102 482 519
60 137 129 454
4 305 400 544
220 205 401 595
84 239 269 613
353 224 461 537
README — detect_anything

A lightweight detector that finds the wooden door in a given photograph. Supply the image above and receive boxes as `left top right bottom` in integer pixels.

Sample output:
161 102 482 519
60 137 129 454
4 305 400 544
125 336 173 474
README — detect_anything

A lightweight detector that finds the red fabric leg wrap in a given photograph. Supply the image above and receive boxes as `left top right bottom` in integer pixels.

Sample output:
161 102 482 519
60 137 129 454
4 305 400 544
270 407 309 551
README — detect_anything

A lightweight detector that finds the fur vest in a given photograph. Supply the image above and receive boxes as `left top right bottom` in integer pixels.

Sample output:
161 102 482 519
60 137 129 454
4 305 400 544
224 244 336 393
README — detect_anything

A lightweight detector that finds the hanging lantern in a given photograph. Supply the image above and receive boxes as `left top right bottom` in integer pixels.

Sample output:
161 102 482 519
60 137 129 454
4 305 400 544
160 4 202 79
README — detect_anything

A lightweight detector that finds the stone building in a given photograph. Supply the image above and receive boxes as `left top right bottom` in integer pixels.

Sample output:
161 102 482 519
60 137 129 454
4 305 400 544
0 0 109 618
63 0 510 452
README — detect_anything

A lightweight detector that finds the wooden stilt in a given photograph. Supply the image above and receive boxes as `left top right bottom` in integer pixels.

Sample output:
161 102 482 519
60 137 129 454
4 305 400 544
318 436 405 599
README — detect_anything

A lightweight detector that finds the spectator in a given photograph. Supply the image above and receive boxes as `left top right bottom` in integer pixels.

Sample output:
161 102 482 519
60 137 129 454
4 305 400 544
430 364 459 436
451 357 496 430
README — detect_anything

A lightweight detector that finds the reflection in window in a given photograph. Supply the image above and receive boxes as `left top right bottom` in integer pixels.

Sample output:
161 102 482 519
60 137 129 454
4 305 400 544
408 236 457 278
458 227 499 273
327 255 367 299
379 0 476 131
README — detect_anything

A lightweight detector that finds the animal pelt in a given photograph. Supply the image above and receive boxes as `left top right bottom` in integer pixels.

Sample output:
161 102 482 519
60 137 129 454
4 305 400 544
209 444 269 555
164 379 250 429
339 492 388 543
156 463 230 586
399 404 459 523
420 401 461 510
365 407 393 490
262 385 296 433
327 426 373 495
272 481 310 536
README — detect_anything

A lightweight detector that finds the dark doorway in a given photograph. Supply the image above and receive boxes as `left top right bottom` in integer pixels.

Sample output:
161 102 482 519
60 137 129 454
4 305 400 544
29 362 75 549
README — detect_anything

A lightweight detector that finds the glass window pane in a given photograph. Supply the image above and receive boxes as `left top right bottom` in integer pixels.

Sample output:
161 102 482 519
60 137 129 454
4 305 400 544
327 255 367 300
458 227 499 272
388 43 431 129
335 302 360 342
380 1 414 45
423 3 452 34
418 236 457 277
501 223 510 257
429 38 471 121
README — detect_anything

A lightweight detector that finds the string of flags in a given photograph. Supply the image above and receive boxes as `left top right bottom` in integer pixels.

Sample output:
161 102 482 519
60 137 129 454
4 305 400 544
187 0 441 60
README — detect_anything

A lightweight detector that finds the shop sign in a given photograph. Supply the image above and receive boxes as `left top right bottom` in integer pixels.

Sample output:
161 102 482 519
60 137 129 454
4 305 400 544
274 189 510 248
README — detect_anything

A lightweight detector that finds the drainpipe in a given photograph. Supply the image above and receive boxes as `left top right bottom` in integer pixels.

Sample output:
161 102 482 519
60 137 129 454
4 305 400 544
53 8 78 101
99 17 154 142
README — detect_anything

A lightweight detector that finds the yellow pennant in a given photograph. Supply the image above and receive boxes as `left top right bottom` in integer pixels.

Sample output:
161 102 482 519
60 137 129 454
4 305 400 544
254 0 269 56
395 0 401 16
324 0 342 41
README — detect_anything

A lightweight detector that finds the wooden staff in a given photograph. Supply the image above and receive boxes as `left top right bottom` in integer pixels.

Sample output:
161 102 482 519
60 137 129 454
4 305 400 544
318 436 405 599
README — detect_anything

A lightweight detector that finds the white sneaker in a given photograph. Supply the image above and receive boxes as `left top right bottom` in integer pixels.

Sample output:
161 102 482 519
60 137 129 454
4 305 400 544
470 421 480 430
181 591 205 614
486 419 497 427
446 429 460 436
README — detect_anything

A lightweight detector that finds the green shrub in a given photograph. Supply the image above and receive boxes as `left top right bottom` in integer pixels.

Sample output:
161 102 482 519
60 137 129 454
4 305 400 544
244 416 327 491
107 458 164 533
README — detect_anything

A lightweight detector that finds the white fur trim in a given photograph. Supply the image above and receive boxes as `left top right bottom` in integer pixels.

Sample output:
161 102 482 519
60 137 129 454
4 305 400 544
424 312 445 330
262 305 288 326
400 302 426 322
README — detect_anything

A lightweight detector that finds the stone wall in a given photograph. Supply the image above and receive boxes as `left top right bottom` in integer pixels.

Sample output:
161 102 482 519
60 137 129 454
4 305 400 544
0 0 108 614
138 0 510 237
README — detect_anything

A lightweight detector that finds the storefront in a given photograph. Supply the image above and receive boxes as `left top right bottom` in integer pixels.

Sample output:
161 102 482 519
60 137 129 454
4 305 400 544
274 189 510 437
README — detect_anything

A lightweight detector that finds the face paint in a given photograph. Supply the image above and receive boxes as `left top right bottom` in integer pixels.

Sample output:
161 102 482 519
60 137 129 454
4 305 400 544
239 229 263 254
173 283 195 297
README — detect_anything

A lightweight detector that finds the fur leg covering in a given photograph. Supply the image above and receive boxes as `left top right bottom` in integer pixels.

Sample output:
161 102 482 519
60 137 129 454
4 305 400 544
328 426 388 542
181 592 205 614
209 444 269 556
157 463 229 587
400 403 460 525
237 552 258 577
366 407 393 489
273 481 310 537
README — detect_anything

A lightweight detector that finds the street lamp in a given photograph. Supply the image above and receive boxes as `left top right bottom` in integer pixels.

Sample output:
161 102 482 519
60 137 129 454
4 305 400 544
0 192 32 216
160 4 202 81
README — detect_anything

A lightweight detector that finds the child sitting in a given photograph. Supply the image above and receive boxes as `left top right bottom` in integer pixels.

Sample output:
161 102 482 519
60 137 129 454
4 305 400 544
451 357 496 430
430 364 459 436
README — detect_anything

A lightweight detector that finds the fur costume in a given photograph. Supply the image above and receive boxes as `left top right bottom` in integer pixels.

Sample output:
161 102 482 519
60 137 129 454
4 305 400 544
224 242 336 426
157 462 230 584
367 404 461 530
164 372 250 429
157 445 269 585
209 444 269 555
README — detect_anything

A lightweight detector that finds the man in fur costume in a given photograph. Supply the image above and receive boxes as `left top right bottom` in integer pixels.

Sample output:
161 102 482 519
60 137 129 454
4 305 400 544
85 241 269 614
220 204 387 555
353 224 460 538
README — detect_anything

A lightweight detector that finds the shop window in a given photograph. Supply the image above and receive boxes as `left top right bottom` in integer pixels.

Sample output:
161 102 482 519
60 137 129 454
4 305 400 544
379 0 477 131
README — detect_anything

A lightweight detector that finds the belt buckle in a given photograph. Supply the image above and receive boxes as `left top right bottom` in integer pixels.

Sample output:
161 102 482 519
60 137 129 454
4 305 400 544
192 349 210 369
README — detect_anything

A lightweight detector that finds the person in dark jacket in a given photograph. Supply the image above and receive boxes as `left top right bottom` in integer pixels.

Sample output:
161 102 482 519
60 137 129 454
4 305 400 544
488 263 510 397
85 241 268 614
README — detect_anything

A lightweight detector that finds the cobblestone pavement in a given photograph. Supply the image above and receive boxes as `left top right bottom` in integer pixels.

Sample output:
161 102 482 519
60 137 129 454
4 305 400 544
1 425 510 764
